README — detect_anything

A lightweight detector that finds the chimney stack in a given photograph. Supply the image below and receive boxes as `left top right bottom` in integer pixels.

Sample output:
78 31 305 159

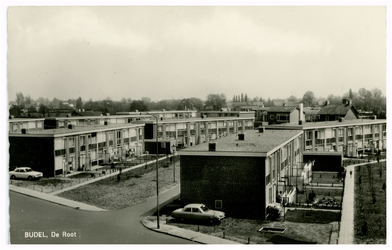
238 133 245 140
299 103 304 124
342 98 350 106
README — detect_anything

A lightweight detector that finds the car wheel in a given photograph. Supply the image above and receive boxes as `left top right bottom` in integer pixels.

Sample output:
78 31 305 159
28 176 33 181
10 175 16 180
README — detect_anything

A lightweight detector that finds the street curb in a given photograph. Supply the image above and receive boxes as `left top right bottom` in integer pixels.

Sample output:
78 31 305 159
140 217 240 244
140 218 206 244
9 185 107 212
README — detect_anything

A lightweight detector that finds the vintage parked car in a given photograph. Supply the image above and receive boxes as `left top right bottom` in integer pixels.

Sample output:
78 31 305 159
9 167 43 180
170 203 225 224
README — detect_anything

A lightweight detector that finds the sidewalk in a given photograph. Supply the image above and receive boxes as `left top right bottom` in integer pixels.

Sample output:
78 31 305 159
9 185 106 211
141 217 239 244
338 159 386 244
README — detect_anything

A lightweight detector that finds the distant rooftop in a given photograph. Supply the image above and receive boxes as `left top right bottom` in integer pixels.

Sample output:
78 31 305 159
136 116 255 125
180 129 301 155
9 123 144 137
317 104 357 116
266 119 386 130
267 106 299 113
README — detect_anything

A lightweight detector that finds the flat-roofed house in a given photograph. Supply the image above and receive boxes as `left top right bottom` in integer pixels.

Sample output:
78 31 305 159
9 123 145 177
178 129 303 219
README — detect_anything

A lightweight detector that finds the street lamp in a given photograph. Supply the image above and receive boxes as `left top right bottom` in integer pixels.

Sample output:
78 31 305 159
63 157 66 177
278 180 286 221
145 112 160 229
172 145 176 182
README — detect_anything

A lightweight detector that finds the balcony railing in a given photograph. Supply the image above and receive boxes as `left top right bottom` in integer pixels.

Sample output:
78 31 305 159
326 138 336 144
365 134 373 139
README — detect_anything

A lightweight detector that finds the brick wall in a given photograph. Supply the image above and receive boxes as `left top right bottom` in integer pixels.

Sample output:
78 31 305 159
180 155 266 219
9 136 55 177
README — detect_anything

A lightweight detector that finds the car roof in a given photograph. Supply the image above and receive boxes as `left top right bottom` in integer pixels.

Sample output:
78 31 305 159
184 204 205 208
15 167 32 170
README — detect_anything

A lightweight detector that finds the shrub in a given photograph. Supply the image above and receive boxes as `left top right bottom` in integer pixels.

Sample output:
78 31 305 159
266 206 280 220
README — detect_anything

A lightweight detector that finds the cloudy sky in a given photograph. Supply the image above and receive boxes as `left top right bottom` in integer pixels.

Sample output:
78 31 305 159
6 4 388 103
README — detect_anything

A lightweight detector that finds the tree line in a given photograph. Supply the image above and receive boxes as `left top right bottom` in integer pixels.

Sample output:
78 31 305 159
10 87 386 119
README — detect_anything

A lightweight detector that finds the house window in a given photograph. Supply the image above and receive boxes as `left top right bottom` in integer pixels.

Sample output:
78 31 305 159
277 114 289 121
306 131 312 140
270 115 275 120
215 200 223 209
90 135 97 143
338 129 343 136
69 137 75 147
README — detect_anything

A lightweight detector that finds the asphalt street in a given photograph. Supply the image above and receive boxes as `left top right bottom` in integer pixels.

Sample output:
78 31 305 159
9 191 196 244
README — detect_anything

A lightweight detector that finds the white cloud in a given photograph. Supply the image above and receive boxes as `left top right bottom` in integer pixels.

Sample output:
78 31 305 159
162 8 332 55
20 8 154 52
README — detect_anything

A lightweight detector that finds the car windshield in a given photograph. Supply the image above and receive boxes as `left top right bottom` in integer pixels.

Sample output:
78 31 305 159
25 168 33 172
200 205 209 212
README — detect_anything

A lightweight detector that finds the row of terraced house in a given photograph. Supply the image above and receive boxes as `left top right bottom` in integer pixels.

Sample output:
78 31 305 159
8 110 256 177
8 105 386 220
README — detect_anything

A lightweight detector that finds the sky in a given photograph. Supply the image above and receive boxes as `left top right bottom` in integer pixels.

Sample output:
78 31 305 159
5 3 389 103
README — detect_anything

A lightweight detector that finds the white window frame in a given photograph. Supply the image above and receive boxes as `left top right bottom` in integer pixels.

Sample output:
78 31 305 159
215 200 223 209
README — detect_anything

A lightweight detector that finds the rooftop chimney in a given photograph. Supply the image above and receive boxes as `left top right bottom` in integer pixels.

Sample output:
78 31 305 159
342 98 350 106
238 133 245 140
258 126 265 133
299 103 304 124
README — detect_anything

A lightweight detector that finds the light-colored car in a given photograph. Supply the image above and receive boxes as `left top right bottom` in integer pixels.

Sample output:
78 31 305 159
171 203 225 224
9 167 43 180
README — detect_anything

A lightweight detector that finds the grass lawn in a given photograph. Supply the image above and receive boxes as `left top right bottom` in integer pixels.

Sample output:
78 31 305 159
353 162 386 244
9 178 75 193
296 187 343 207
57 162 180 210
162 213 336 244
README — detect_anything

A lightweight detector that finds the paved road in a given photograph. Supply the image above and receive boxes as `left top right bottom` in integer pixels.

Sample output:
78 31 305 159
9 189 196 244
